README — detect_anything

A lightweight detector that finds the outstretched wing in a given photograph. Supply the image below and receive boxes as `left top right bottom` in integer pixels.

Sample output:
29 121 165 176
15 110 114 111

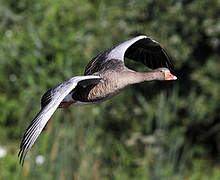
18 75 101 165
84 35 174 75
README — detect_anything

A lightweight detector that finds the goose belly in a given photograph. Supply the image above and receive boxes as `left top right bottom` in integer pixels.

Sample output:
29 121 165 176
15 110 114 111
59 93 99 108
60 77 128 107
87 80 127 102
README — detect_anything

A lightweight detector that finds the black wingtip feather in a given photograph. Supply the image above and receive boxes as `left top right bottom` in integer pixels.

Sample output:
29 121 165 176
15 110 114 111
124 37 175 71
18 111 42 166
18 148 25 166
18 139 27 166
41 88 54 108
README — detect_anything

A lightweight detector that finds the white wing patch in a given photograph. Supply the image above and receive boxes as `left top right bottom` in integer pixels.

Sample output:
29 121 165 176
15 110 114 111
107 35 147 61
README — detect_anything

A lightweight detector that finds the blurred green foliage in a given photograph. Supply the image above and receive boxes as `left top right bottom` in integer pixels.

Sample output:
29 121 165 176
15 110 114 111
0 0 220 179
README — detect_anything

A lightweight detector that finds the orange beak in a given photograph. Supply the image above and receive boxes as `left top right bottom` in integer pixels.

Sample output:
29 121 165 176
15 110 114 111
165 72 177 80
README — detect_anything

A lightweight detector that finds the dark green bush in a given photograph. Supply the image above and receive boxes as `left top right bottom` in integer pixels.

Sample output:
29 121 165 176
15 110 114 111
0 0 219 179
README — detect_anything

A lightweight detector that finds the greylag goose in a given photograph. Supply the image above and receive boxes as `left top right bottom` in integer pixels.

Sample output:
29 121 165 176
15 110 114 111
18 35 177 165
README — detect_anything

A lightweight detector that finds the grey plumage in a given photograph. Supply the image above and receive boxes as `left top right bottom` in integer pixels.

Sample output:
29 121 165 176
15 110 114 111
18 35 176 165
18 76 101 165
84 35 173 75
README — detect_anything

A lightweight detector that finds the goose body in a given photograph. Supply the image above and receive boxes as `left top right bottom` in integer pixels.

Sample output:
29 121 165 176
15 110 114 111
19 35 177 164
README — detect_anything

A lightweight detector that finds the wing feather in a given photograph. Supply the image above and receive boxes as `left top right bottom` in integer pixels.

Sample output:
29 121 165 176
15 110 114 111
18 75 101 165
84 35 174 75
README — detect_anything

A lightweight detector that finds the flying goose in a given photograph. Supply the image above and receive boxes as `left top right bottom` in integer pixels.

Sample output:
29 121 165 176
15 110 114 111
18 35 177 165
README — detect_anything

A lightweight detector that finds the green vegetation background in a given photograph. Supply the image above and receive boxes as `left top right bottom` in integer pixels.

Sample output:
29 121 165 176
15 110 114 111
0 0 220 179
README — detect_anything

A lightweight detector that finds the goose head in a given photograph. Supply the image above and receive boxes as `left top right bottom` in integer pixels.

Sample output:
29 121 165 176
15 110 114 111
154 68 177 81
